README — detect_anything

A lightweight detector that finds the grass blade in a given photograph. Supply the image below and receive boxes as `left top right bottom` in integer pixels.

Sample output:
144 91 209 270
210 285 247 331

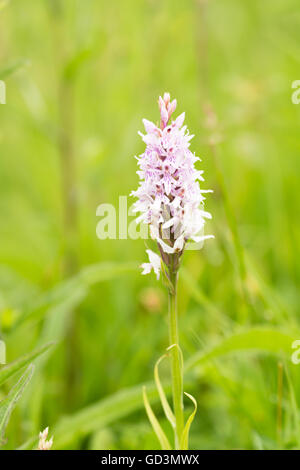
142 386 171 450
284 363 300 447
0 342 54 387
186 327 297 371
0 364 34 445
154 355 175 428
180 392 197 450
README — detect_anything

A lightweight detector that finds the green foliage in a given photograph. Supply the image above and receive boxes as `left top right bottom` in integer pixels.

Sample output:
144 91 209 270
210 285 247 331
154 355 175 429
180 393 197 450
142 386 171 450
13 261 138 329
0 365 34 445
186 328 298 371
19 382 162 449
0 342 54 387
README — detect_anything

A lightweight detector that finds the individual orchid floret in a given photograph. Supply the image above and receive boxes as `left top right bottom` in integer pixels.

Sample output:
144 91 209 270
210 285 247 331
131 93 213 278
38 427 53 450
158 93 177 129
141 249 161 280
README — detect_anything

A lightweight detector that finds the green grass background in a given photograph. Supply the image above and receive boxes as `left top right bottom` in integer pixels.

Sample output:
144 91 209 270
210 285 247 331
0 0 300 450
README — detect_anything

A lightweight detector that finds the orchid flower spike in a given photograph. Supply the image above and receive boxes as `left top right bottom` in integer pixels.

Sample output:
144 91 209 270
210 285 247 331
131 93 213 279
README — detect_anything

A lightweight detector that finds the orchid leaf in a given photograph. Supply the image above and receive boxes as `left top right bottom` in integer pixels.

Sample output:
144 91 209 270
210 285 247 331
154 355 175 428
180 392 197 450
142 386 171 450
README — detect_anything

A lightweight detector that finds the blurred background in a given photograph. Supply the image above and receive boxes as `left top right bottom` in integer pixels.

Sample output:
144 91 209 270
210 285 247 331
0 0 300 450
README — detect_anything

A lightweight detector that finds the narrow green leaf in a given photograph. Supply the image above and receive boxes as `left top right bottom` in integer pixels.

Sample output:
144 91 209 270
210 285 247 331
154 355 175 428
186 327 297 371
142 386 171 450
0 364 34 445
0 342 54 387
284 363 300 447
180 392 197 450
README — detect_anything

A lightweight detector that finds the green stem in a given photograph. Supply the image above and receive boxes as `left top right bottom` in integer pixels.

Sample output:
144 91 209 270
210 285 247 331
168 268 184 449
